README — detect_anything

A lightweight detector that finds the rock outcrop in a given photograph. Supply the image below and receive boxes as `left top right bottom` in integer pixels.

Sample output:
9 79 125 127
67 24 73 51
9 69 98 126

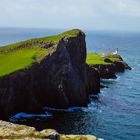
86 64 100 94
91 64 117 79
0 29 97 119
89 55 131 79
0 29 131 119
0 120 102 140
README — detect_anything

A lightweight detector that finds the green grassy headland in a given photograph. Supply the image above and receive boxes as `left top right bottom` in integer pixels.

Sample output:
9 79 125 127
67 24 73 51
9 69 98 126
0 29 81 77
86 53 122 65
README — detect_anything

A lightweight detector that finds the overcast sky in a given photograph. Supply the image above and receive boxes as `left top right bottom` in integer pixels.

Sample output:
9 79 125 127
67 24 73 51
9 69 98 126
1 0 140 31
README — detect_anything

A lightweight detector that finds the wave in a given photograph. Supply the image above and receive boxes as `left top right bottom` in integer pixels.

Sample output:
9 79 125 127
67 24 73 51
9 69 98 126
44 106 82 112
9 112 52 122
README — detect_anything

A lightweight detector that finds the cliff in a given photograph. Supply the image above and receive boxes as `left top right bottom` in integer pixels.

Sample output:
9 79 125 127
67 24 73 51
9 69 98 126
0 120 102 140
86 53 131 79
0 29 99 119
0 29 131 119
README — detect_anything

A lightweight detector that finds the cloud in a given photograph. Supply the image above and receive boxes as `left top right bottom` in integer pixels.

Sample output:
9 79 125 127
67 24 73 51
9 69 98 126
0 0 140 30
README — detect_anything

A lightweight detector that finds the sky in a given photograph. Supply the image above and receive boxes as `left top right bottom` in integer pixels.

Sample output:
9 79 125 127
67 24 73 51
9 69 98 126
1 0 140 31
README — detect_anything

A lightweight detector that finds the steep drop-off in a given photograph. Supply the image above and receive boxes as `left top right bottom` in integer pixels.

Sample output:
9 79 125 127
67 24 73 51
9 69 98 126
0 29 130 119
87 53 131 79
0 29 99 118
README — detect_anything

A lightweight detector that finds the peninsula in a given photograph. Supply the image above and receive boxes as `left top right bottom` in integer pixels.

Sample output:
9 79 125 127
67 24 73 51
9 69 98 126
0 29 131 139
0 29 131 119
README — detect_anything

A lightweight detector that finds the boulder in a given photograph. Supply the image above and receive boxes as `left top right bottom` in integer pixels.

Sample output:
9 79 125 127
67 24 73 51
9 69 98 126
0 120 102 140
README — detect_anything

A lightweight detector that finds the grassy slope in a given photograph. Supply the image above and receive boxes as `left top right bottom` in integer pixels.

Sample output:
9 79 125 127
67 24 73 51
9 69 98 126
0 29 81 77
0 29 81 51
86 53 109 64
0 48 49 77
86 53 122 65
0 28 122 76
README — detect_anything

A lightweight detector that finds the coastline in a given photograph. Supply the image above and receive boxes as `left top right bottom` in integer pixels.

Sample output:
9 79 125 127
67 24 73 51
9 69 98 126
1 29 131 137
0 120 103 140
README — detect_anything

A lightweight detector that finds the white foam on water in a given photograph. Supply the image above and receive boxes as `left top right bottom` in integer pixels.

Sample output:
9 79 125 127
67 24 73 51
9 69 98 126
44 106 82 112
101 78 115 81
100 89 108 94
116 75 121 81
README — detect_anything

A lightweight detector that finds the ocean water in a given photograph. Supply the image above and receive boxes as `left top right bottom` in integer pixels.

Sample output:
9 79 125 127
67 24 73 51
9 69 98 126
0 28 140 140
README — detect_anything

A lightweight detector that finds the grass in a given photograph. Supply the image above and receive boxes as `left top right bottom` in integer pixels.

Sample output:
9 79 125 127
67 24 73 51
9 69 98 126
105 54 122 62
86 53 109 65
0 29 81 52
0 28 123 77
0 47 49 77
0 29 81 77
39 29 82 42
86 53 122 65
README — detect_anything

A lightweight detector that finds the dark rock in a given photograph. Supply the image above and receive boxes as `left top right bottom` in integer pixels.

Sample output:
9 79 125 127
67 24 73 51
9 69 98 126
90 57 131 79
90 94 99 100
0 29 131 119
112 61 125 72
112 61 132 72
0 30 92 118
91 64 117 79
100 84 109 88
86 64 100 94
104 58 112 63
0 68 45 119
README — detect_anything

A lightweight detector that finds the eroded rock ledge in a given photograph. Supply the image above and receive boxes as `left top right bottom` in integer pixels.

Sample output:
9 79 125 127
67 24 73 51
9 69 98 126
0 120 102 140
86 53 131 79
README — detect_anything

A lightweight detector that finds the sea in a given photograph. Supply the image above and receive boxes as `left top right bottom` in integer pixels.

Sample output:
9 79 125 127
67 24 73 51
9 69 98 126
0 28 140 140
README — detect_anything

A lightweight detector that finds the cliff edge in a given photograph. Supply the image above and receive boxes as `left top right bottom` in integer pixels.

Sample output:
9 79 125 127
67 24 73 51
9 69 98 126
0 29 131 119
0 29 97 119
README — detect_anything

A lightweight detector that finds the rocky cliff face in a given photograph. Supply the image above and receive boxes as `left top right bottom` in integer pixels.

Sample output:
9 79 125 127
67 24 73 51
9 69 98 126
86 64 100 94
90 64 117 79
0 29 131 119
0 30 100 119
90 56 131 79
